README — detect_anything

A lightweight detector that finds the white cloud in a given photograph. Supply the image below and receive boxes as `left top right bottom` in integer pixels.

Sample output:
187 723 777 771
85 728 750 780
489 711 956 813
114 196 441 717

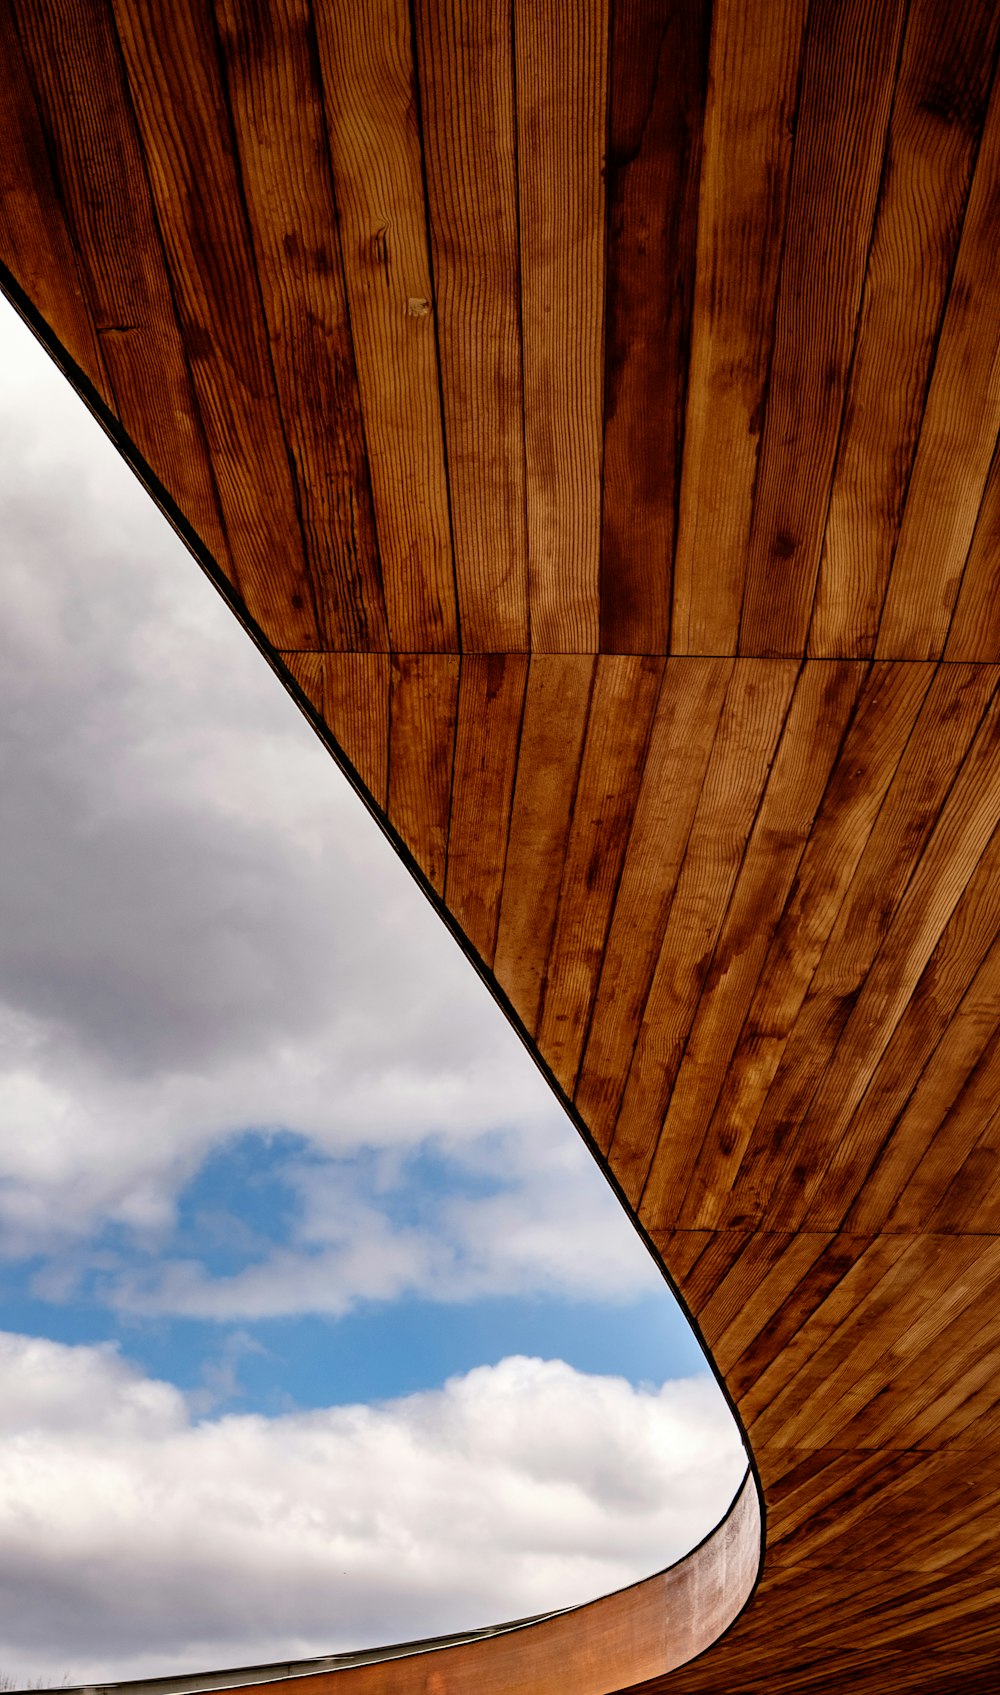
0 1332 746 1683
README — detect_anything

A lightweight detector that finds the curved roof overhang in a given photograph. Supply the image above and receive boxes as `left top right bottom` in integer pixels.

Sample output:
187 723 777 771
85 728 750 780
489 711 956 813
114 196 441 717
2 1 1000 1690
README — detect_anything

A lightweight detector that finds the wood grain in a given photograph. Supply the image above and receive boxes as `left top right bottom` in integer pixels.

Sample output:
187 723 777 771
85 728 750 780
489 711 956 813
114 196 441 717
738 0 907 657
110 0 319 645
599 0 709 654
810 0 1000 658
672 0 808 656
445 654 528 966
315 0 457 652
515 0 605 652
414 0 527 652
876 72 1000 660
213 0 389 651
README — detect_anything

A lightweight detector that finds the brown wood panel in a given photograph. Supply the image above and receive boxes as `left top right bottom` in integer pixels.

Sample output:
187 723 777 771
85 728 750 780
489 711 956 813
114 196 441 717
876 72 1000 659
810 0 1000 658
672 0 808 656
414 0 528 652
723 661 1000 1228
609 660 798 1206
445 654 528 967
515 0 605 651
738 0 907 657
770 696 1000 1228
0 4 111 402
945 435 1000 662
852 936 1000 1232
387 653 459 891
13 0 232 580
212 0 388 651
693 662 934 1229
283 652 391 808
110 0 318 646
643 661 865 1232
492 656 594 1033
536 655 663 1093
575 657 732 1151
314 0 457 652
599 0 709 654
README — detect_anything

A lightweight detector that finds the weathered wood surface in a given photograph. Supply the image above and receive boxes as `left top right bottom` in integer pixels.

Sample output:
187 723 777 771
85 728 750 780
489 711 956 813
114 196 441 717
4 0 1000 1688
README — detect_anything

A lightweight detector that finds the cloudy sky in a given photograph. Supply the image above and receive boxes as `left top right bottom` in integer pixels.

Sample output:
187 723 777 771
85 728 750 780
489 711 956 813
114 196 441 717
0 293 744 1684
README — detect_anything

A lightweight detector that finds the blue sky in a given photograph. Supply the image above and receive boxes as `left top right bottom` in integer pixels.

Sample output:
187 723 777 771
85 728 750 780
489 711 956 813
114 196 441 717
0 292 743 1682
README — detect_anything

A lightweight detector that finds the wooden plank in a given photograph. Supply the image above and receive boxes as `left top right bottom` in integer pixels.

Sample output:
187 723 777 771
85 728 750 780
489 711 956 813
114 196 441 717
643 661 865 1232
0 3 111 402
756 1237 996 1449
515 0 606 651
608 660 798 1207
492 656 594 1034
282 652 391 807
414 0 527 652
535 655 663 1092
14 0 232 580
574 658 733 1152
110 0 320 646
315 0 457 651
731 1233 905 1426
875 69 1000 658
738 0 907 656
599 0 710 654
695 662 934 1228
776 701 1000 1227
387 653 459 891
946 435 1000 662
672 0 809 655
849 934 1000 1232
445 654 528 967
212 0 389 651
724 662 1000 1227
810 0 1000 657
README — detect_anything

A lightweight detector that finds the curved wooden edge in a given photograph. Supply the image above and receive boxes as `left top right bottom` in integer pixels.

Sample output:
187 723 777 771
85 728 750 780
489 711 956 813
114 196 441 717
39 1474 759 1695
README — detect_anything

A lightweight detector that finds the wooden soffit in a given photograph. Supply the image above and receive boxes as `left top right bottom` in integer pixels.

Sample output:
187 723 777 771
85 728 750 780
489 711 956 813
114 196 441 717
3 1 1000 1691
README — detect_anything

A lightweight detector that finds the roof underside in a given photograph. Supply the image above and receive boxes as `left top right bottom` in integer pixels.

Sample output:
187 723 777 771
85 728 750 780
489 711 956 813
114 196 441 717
3 0 1000 1689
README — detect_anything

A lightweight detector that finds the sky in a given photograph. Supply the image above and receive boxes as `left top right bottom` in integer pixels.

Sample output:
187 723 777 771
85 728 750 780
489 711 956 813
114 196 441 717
0 292 745 1684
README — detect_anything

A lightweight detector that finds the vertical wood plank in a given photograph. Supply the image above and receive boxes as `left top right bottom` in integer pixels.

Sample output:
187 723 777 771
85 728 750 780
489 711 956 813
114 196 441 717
515 0 606 651
691 662 935 1229
608 659 798 1207
316 0 457 651
387 653 459 891
536 655 663 1093
14 0 233 583
738 0 907 657
0 3 111 403
722 662 999 1231
445 654 528 967
945 435 1000 662
111 0 321 646
876 79 1000 659
599 0 710 654
810 0 1000 657
644 662 866 1232
213 0 389 651
282 652 392 808
673 0 809 656
414 0 527 652
770 689 1000 1226
575 657 733 1150
493 657 595 1034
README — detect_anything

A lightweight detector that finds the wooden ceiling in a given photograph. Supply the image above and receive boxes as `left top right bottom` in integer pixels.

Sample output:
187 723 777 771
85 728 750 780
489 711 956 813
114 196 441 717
3 0 1000 1688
